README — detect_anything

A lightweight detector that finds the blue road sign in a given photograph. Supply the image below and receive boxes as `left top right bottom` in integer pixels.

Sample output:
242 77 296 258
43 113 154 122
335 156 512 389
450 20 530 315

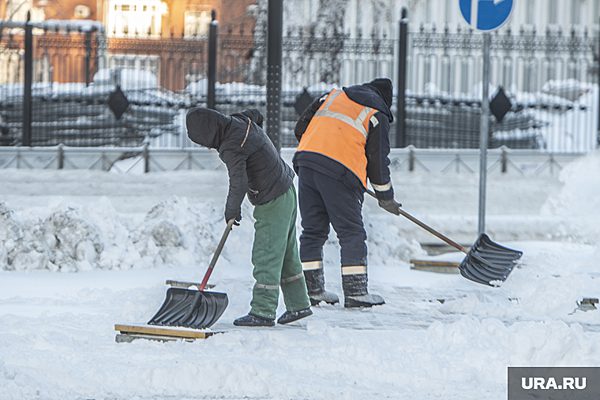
459 0 514 31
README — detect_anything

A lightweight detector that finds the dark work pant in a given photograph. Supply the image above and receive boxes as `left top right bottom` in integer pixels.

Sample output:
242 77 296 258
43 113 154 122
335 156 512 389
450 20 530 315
297 166 367 266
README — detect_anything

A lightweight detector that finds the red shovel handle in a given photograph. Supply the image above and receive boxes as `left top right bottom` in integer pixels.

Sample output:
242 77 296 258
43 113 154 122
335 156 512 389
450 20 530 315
199 219 236 291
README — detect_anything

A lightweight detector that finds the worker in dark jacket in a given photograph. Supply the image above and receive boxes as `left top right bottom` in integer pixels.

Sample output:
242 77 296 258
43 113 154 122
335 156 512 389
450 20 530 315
294 78 401 308
186 107 312 327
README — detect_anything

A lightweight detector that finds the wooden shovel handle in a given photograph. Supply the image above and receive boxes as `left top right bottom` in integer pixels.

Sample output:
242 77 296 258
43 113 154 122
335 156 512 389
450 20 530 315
366 189 468 254
199 219 235 291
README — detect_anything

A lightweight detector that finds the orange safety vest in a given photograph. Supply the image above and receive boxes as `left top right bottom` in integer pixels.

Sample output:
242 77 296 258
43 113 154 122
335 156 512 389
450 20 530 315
297 89 378 187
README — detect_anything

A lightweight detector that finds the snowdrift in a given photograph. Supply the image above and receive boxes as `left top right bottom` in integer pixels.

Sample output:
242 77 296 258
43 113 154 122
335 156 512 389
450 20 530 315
0 196 424 272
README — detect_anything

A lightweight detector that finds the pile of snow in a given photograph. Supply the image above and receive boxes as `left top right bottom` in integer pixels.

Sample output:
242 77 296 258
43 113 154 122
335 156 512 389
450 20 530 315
0 197 224 272
443 80 599 153
362 214 426 265
529 82 598 153
542 79 593 102
541 150 600 241
186 79 266 98
186 79 336 97
92 68 159 90
132 197 222 268
0 194 424 272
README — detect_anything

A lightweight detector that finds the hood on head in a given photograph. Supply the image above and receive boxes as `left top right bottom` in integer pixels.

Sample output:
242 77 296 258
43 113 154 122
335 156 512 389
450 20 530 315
365 78 393 109
343 78 394 122
234 108 264 128
185 107 231 148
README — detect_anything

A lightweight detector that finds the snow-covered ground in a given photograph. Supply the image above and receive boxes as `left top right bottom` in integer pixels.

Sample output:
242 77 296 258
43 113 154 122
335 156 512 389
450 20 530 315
1 152 599 399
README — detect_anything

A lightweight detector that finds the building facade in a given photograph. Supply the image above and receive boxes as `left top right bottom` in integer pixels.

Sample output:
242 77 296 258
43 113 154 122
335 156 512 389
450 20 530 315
2 0 599 91
0 0 256 89
275 0 600 93
1 0 255 36
284 0 600 38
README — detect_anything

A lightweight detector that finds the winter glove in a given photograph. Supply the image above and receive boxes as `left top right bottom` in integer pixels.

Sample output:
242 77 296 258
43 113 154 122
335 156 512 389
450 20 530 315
225 212 242 226
378 199 402 215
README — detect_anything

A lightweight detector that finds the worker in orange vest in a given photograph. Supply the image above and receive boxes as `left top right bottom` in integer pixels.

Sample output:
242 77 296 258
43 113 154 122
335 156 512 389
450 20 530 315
293 78 401 308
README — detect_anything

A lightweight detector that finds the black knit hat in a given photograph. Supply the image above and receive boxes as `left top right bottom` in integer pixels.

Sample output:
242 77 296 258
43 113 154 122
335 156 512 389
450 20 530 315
367 78 393 109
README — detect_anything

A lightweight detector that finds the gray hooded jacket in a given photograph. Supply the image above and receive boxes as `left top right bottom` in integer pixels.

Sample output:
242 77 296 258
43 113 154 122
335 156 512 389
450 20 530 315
186 108 294 221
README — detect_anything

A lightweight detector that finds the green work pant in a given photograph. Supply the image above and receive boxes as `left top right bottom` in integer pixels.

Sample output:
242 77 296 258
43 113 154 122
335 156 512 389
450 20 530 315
250 185 310 319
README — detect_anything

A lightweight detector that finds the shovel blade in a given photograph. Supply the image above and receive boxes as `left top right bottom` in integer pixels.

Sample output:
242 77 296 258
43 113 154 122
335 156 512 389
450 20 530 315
459 233 523 286
148 287 228 329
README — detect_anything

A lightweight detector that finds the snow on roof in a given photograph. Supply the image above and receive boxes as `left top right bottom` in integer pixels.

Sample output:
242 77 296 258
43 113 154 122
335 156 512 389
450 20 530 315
37 19 104 32
0 19 104 32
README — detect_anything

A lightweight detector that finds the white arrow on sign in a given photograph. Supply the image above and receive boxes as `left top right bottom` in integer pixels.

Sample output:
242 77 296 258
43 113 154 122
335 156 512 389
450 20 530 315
470 0 505 28
470 0 479 29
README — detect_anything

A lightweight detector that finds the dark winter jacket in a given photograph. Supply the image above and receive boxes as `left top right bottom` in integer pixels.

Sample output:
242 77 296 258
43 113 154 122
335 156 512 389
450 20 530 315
186 108 294 221
293 78 395 200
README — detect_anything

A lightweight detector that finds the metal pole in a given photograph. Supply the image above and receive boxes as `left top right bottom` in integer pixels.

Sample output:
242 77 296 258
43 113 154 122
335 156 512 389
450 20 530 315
57 144 64 169
266 0 283 151
396 7 408 148
22 11 33 147
84 30 92 86
84 31 92 86
143 143 150 173
597 16 600 146
478 33 491 235
207 10 218 110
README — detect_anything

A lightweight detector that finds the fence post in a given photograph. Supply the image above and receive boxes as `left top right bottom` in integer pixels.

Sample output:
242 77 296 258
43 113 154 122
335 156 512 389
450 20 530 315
143 144 150 173
501 146 507 173
408 145 415 172
84 30 92 86
395 7 408 148
207 10 218 110
22 11 33 147
597 17 600 146
57 144 64 170
266 0 283 151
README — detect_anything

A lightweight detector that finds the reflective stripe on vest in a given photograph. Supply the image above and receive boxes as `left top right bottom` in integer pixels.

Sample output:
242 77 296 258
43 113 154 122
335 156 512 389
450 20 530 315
297 89 377 187
313 90 373 139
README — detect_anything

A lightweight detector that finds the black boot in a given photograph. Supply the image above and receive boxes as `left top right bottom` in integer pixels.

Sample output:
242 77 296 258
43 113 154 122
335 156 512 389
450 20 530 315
303 267 339 306
342 272 385 308
277 307 313 325
233 313 275 327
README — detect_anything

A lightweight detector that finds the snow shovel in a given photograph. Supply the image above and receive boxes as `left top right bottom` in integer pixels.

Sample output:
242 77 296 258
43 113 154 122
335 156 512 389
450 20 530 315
148 220 235 329
367 190 522 286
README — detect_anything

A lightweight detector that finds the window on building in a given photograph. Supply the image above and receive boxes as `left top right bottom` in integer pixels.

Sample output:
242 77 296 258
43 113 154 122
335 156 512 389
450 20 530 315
6 0 44 21
424 0 432 23
525 0 535 25
570 0 582 25
442 0 449 24
107 0 166 37
548 0 558 25
6 0 31 20
184 10 212 38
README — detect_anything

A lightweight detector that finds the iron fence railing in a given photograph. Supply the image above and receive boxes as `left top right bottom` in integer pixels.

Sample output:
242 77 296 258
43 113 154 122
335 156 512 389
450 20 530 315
0 12 598 151
0 146 582 177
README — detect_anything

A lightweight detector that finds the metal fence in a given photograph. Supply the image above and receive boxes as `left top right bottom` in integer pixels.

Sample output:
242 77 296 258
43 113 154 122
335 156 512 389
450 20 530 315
405 25 600 152
0 146 580 178
0 11 599 151
0 19 206 147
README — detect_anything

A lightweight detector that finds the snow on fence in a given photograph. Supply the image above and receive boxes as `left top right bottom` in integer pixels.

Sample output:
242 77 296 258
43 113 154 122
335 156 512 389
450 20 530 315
2 78 596 152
